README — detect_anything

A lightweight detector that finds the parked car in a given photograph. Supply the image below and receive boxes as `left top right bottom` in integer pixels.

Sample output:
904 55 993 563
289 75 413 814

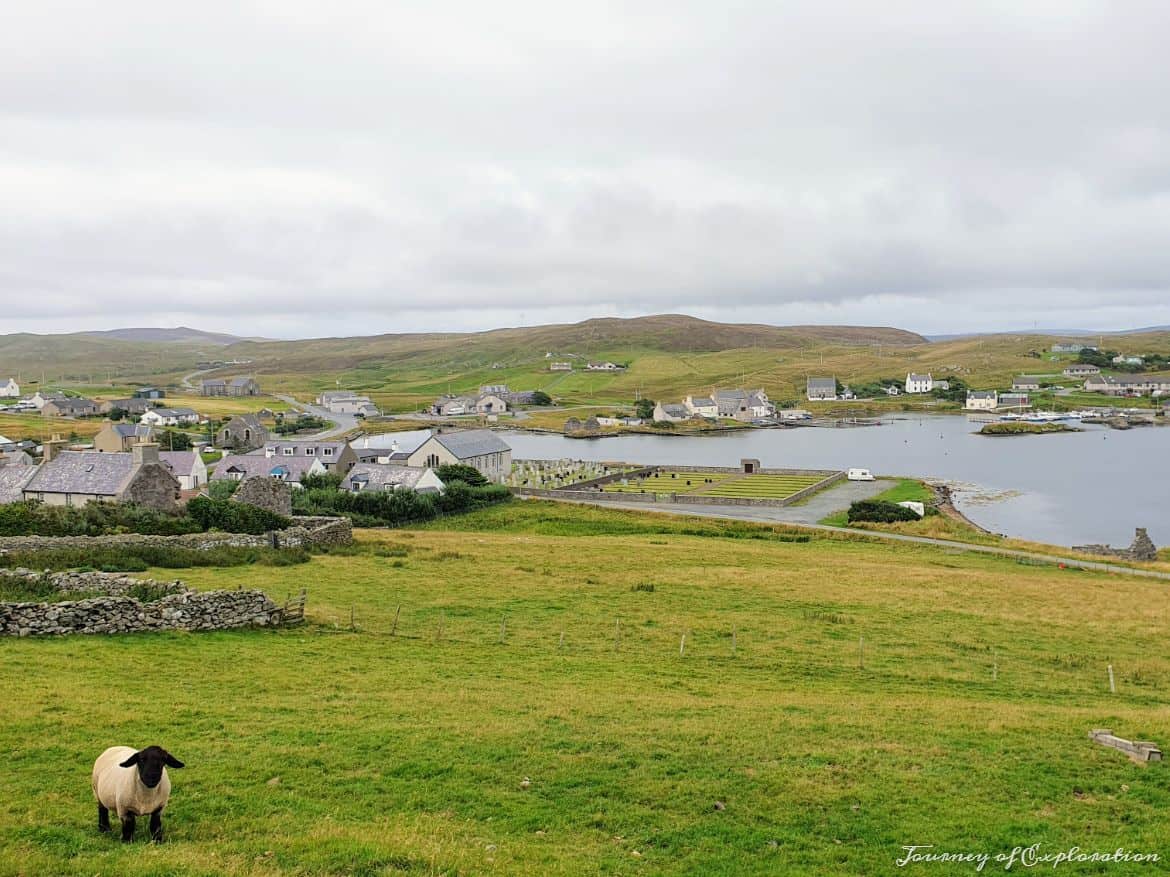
847 468 875 481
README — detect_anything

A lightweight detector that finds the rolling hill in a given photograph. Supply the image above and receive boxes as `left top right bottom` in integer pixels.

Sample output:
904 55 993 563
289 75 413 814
80 326 253 345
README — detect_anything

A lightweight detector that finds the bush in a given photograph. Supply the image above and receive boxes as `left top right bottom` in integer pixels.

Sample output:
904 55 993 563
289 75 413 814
0 501 203 537
186 496 291 534
207 480 239 500
435 464 488 487
291 481 511 527
846 500 922 524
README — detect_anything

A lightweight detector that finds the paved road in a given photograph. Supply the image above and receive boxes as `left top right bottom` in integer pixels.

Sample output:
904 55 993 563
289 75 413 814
540 481 1170 581
180 368 217 390
273 394 357 440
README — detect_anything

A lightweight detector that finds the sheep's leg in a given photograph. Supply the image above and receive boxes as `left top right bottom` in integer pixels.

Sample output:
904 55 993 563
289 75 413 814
120 813 136 843
149 808 164 843
97 804 110 833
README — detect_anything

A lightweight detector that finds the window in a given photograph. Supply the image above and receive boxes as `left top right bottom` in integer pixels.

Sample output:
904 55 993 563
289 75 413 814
305 447 315 456
282 447 293 456
323 448 333 457
426 453 440 468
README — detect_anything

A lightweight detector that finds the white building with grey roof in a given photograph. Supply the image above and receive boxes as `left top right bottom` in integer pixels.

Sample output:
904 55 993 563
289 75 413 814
405 429 512 483
341 463 445 495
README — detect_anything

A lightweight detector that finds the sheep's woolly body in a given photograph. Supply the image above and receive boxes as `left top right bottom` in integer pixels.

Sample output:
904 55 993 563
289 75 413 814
92 746 172 819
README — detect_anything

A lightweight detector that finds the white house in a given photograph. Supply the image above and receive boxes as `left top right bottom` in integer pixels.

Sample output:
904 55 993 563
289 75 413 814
405 429 512 483
159 450 208 490
140 407 200 427
341 463 445 495
474 394 509 415
1112 355 1144 366
0 379 19 398
653 402 690 422
1012 376 1042 391
683 395 718 417
905 373 934 394
965 390 998 411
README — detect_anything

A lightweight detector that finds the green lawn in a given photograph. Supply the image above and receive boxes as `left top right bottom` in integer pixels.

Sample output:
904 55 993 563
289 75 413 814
2 501 1168 875
820 478 933 526
692 474 826 500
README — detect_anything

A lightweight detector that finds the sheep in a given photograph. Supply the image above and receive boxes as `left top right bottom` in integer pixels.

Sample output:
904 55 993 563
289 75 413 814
91 745 184 843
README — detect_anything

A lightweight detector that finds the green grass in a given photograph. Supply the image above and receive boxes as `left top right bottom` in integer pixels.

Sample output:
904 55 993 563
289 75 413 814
602 470 737 496
693 474 825 499
2 501 1169 875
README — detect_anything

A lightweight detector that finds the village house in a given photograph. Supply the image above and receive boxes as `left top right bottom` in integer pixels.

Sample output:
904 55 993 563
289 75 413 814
653 402 690 423
549 362 573 371
684 396 718 418
431 395 477 416
22 441 180 510
140 407 201 427
806 377 838 402
200 379 227 396
159 450 208 490
965 390 998 411
40 397 98 418
1112 354 1144 366
905 373 934 394
261 439 357 474
1082 374 1170 396
998 392 1030 409
1063 364 1101 378
586 361 625 371
98 397 154 416
0 463 36 503
0 378 19 398
475 393 509 415
93 422 156 453
228 377 261 396
405 429 512 483
316 391 381 417
1051 343 1096 353
884 385 900 396
212 453 325 486
217 414 268 450
341 463 445 495
1012 376 1042 391
133 387 166 399
30 390 66 409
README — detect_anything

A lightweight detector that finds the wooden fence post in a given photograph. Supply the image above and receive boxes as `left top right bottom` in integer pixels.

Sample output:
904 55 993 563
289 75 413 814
391 605 401 636
1108 664 1116 694
558 631 565 651
436 613 444 643
679 633 686 657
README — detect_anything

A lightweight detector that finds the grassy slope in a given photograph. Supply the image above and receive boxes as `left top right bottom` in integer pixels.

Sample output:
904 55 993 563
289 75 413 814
1 501 1168 875
6 318 1170 416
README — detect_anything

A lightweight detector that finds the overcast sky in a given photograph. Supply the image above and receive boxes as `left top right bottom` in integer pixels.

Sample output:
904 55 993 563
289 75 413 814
3 1 1170 339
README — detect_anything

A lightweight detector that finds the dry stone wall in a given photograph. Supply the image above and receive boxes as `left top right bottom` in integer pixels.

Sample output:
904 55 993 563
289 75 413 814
0 515 352 556
0 569 284 637
1073 528 1158 562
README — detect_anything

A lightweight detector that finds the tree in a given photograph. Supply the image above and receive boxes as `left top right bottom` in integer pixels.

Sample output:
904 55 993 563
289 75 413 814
530 390 553 406
107 407 126 422
156 429 192 451
436 463 488 487
635 399 655 419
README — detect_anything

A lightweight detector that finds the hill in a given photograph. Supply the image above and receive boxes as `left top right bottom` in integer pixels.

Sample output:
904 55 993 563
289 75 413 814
80 326 251 345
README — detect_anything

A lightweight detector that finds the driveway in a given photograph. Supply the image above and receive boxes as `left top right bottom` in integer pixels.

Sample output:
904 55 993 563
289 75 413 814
273 394 357 440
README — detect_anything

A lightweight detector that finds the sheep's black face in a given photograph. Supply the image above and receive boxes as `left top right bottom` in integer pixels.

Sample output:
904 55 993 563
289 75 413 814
119 746 185 789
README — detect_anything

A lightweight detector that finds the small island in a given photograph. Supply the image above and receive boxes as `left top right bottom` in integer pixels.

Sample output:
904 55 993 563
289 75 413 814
978 421 1081 436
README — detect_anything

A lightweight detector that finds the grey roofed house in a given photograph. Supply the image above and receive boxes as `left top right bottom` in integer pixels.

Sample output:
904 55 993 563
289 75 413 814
658 403 689 419
341 463 444 494
806 377 837 399
967 390 997 400
0 464 36 503
24 452 140 496
428 429 511 460
211 453 322 483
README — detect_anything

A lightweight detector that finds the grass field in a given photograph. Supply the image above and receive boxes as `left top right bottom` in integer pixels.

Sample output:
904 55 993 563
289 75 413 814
2 501 1169 875
0 412 103 442
601 470 738 495
692 473 827 500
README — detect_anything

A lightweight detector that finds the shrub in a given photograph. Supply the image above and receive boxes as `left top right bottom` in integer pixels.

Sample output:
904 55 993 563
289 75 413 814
435 464 488 487
0 544 309 572
846 500 922 524
291 481 510 527
207 479 239 500
186 496 291 534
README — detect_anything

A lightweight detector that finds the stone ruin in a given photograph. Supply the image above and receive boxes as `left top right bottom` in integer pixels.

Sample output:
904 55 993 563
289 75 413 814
232 475 293 516
1073 527 1158 562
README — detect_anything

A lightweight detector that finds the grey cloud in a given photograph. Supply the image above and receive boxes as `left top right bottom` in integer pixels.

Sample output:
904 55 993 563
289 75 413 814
2 1 1170 338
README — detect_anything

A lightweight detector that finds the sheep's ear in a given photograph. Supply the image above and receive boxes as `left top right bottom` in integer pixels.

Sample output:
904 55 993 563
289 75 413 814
165 754 185 769
118 752 140 768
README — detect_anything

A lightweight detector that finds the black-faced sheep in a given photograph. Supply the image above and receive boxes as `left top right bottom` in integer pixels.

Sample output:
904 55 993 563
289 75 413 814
92 745 184 842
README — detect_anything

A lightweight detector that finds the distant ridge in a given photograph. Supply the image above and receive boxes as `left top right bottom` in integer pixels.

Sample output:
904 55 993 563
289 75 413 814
80 326 258 346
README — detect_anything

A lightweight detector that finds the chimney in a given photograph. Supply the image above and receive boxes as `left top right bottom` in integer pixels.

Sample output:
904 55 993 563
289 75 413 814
42 434 68 462
391 440 400 453
132 441 160 466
